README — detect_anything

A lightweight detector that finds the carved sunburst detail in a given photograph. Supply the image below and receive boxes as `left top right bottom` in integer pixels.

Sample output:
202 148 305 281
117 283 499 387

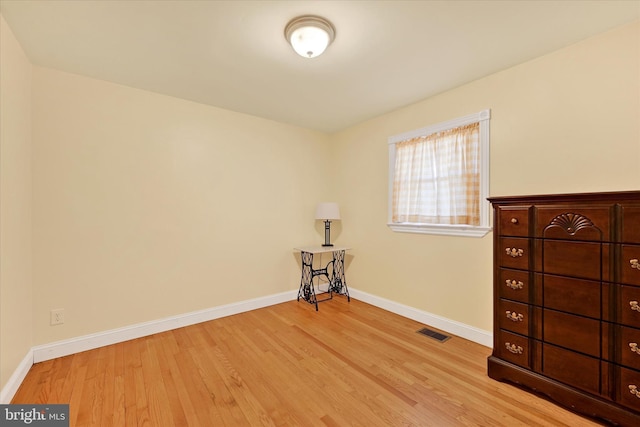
548 213 594 235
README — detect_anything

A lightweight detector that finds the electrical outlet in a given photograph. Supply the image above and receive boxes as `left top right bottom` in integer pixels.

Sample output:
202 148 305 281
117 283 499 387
50 309 64 326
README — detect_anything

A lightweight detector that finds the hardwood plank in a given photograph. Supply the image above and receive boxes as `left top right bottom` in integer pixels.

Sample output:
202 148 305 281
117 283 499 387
12 298 605 426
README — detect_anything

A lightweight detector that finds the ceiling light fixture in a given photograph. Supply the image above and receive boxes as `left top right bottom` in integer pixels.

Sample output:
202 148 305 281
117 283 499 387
284 15 335 59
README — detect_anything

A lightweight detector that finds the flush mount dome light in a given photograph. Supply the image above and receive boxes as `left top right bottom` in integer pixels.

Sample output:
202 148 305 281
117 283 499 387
284 15 335 58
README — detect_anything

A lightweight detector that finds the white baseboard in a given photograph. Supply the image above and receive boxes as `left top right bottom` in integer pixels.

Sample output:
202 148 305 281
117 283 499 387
348 288 493 348
0 349 34 404
33 290 298 363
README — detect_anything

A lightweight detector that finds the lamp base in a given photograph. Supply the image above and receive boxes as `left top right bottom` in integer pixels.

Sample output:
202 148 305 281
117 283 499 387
322 220 335 247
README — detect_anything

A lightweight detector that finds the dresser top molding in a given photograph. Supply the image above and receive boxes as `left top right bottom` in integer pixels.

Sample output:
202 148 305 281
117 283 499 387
488 190 640 205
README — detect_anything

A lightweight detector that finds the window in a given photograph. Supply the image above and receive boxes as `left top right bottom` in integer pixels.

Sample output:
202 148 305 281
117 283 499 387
388 110 491 237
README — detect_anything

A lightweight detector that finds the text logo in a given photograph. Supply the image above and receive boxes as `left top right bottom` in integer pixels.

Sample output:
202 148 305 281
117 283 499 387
0 405 69 426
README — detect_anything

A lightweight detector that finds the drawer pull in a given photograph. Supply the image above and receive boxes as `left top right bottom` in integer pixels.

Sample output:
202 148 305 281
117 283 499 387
630 385 640 398
630 343 640 355
505 248 524 258
631 259 640 270
631 301 640 312
505 279 524 290
505 342 523 354
510 218 518 224
506 311 524 322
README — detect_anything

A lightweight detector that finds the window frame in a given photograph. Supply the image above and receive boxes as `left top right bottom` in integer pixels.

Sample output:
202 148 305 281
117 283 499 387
387 109 492 238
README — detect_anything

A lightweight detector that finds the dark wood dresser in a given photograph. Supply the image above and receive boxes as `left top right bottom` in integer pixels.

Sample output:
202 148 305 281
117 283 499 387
488 191 640 426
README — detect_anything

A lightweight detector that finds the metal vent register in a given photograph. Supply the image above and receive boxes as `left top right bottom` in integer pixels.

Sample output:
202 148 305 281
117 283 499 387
417 327 451 343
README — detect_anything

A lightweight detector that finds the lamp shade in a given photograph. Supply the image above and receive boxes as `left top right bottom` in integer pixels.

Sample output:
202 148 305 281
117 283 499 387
315 202 340 220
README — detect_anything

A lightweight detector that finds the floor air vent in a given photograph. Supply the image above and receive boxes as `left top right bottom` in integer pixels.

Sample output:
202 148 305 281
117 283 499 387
417 327 450 343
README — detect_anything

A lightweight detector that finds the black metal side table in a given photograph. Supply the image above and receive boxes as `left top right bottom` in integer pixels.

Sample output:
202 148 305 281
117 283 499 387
294 245 350 311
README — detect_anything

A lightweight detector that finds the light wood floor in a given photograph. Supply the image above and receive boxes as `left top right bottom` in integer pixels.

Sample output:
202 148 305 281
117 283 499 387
12 297 602 426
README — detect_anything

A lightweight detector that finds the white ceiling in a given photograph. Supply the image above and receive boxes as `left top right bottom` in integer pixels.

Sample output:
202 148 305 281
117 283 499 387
1 1 638 133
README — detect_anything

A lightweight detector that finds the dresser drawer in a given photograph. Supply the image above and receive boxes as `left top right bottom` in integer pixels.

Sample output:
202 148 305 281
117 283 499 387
498 206 530 237
621 205 640 243
619 326 640 371
498 268 530 303
496 330 530 369
535 206 612 241
499 237 529 270
543 274 601 319
542 343 601 395
543 309 600 357
541 240 610 281
498 299 529 336
619 285 640 328
621 245 640 286
618 367 640 412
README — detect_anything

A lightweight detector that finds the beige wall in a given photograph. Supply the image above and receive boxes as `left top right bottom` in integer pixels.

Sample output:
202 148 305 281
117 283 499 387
31 68 332 344
0 15 33 391
331 21 640 332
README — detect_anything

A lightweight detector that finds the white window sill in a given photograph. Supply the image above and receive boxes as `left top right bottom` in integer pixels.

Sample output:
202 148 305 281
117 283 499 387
387 222 492 238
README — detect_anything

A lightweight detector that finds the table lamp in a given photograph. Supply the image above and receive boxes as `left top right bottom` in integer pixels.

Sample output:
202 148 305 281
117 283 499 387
315 202 340 246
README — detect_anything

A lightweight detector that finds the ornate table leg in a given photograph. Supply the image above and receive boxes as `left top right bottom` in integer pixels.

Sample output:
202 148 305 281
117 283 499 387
297 251 318 311
329 250 350 301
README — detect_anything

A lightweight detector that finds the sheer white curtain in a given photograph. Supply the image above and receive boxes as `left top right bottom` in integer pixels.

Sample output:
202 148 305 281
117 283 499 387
392 122 480 225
